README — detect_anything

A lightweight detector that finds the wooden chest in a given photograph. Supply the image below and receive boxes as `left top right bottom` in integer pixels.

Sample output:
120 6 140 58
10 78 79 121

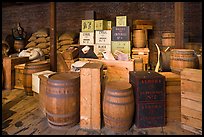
80 63 103 130
181 68 202 135
159 72 181 124
14 64 25 89
129 71 166 128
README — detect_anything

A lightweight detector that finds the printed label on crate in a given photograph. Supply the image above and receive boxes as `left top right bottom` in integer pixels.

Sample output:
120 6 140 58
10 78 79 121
116 16 127 26
80 32 94 45
95 30 111 44
111 41 131 57
95 20 107 30
94 44 111 56
81 20 95 32
112 26 130 41
136 102 165 128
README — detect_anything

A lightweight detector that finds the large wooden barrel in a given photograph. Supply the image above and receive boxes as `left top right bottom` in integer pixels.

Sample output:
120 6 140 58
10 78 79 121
46 72 80 130
170 49 199 74
23 61 50 96
162 32 175 47
103 81 134 133
133 30 146 48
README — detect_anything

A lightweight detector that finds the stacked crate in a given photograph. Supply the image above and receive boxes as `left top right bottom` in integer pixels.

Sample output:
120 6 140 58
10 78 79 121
181 68 202 135
129 71 166 128
132 48 150 71
111 16 131 59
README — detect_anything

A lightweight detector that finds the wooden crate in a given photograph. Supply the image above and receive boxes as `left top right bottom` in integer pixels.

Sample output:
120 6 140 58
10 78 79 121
159 72 181 124
80 58 135 82
14 63 25 89
3 57 30 90
132 48 149 70
80 63 103 130
180 68 202 135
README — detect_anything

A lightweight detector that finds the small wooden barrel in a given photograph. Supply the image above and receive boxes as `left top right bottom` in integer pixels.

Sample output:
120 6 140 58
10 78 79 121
170 49 198 74
162 32 175 47
46 72 80 130
23 61 50 96
103 81 134 133
133 30 146 48
14 40 25 52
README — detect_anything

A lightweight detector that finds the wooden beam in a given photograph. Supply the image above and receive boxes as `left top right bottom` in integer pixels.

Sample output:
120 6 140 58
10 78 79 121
50 2 57 71
175 2 184 49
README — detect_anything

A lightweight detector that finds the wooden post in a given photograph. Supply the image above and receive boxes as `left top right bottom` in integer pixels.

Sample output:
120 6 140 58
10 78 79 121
175 2 184 49
50 2 57 72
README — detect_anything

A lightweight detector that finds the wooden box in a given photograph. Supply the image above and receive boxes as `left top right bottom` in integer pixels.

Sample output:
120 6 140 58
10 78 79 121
95 30 111 44
159 72 181 124
111 41 131 58
112 26 130 41
3 57 30 90
116 16 127 26
181 68 202 135
106 21 112 30
81 20 95 32
14 64 25 89
32 70 53 94
80 32 95 45
80 63 103 130
95 20 107 30
129 71 166 128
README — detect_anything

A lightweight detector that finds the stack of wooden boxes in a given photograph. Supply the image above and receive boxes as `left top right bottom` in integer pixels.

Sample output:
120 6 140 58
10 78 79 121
111 16 131 59
180 68 202 135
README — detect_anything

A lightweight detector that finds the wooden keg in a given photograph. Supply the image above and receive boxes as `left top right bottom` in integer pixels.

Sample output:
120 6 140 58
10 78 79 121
46 72 80 130
23 61 50 96
14 40 25 52
103 81 134 133
133 30 146 48
170 49 198 74
162 32 175 47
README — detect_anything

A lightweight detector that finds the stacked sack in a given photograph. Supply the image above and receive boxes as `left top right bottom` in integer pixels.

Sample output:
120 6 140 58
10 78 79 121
25 28 51 56
57 32 79 53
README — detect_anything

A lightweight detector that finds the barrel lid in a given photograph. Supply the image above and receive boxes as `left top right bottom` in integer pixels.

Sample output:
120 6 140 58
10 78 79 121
48 72 80 82
106 81 132 91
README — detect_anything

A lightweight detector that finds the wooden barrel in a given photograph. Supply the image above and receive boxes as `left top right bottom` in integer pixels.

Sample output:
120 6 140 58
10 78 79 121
14 40 25 52
103 81 134 133
170 49 198 74
46 72 80 130
23 61 50 96
133 30 146 48
162 32 175 47
184 42 202 54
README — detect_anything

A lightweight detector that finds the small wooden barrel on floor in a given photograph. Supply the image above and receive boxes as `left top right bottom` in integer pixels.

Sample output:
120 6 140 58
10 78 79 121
103 81 134 133
23 61 50 96
46 72 80 130
133 29 146 48
170 49 198 74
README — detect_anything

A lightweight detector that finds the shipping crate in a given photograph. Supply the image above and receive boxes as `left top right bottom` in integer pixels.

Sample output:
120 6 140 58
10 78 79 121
116 16 127 26
129 71 166 128
95 20 107 30
80 32 95 45
32 70 54 94
159 72 181 124
181 68 202 135
3 57 30 90
106 21 112 30
132 48 149 70
80 63 103 130
111 41 131 58
95 30 111 44
81 20 95 32
14 64 25 89
112 26 130 41
80 58 135 82
94 44 111 57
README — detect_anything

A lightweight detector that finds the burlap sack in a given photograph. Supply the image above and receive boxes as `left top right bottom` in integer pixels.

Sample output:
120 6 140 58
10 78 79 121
59 33 74 41
25 41 36 48
36 42 49 49
33 28 49 38
28 35 37 42
41 48 50 55
34 37 47 43
46 36 50 42
59 40 74 46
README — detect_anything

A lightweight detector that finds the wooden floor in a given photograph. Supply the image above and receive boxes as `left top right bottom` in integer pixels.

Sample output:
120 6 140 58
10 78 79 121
2 89 196 135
